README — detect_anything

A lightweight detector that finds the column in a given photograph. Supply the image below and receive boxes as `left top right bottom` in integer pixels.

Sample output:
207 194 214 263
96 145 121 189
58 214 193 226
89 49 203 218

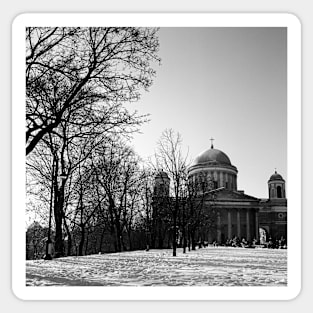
227 210 232 239
237 209 241 238
217 211 221 243
255 210 259 241
220 172 223 189
246 210 251 241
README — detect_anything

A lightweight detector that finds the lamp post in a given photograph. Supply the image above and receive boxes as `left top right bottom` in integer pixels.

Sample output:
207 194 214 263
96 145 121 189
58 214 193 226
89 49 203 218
181 188 187 253
44 158 55 260
44 169 67 260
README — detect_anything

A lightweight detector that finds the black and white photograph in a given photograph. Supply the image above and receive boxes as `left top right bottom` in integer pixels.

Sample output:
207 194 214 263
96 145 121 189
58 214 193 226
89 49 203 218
12 13 301 301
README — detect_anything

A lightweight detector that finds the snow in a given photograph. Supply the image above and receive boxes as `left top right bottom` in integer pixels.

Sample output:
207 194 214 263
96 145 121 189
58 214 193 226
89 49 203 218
26 247 287 286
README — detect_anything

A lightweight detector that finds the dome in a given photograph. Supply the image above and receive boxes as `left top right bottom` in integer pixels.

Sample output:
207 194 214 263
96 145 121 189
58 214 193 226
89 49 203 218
192 147 231 166
269 171 284 182
188 144 238 192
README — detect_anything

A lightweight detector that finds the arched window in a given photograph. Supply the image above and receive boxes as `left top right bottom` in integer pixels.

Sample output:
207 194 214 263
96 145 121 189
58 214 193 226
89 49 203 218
277 186 282 198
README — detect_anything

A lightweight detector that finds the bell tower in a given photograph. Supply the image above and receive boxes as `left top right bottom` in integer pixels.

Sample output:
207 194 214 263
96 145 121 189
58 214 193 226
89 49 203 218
153 170 170 198
268 170 286 199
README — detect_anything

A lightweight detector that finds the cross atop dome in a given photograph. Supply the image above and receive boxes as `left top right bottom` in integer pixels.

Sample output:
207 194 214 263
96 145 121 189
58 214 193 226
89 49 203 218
210 137 214 149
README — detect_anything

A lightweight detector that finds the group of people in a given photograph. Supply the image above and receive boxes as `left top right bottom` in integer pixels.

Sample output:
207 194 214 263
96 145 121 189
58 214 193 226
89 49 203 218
224 236 253 248
212 235 287 249
267 236 287 249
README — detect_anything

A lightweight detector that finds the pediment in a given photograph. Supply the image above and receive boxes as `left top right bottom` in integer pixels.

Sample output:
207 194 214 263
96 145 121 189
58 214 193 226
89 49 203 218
204 189 260 201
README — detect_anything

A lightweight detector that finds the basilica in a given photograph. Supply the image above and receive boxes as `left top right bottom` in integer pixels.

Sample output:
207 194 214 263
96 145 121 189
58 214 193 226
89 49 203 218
153 142 287 246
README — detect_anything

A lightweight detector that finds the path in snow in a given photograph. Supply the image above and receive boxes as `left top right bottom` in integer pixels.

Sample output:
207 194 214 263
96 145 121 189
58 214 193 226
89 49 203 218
26 247 287 286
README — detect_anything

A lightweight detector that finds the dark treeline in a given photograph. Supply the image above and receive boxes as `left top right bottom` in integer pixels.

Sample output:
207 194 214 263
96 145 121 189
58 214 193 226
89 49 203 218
26 137 216 260
26 222 148 260
25 27 214 259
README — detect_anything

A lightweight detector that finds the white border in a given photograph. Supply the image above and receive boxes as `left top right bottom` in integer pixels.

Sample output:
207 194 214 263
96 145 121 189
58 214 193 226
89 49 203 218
12 13 301 301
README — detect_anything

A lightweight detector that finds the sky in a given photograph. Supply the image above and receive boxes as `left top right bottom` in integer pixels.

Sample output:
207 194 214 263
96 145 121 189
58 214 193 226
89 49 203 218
129 27 287 198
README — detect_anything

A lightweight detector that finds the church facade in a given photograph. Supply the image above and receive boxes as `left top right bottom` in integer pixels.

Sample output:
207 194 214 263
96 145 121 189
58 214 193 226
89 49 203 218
153 142 287 246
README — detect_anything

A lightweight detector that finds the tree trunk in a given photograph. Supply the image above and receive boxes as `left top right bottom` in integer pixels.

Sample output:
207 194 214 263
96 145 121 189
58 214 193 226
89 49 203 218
85 229 89 255
151 229 155 249
99 227 106 253
151 211 157 249
53 164 65 258
63 214 72 256
172 214 177 257
121 235 127 251
54 205 64 258
182 226 186 254
79 225 85 256
182 207 186 254
93 232 98 254
191 230 196 250
172 201 179 257
128 231 132 251
115 222 122 252
158 221 163 249
188 229 191 251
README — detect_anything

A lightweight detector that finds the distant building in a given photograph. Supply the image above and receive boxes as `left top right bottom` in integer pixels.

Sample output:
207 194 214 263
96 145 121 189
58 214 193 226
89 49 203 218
152 142 287 246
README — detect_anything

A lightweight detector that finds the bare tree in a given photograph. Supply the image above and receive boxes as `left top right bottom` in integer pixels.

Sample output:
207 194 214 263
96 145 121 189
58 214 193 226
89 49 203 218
26 221 47 260
154 129 188 256
68 159 103 256
181 172 221 251
138 168 154 250
26 74 152 257
26 27 160 257
91 138 141 252
121 168 144 251
26 27 160 155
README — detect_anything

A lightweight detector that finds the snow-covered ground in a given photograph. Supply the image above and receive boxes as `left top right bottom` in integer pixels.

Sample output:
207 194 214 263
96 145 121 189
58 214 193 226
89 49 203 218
26 247 287 287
